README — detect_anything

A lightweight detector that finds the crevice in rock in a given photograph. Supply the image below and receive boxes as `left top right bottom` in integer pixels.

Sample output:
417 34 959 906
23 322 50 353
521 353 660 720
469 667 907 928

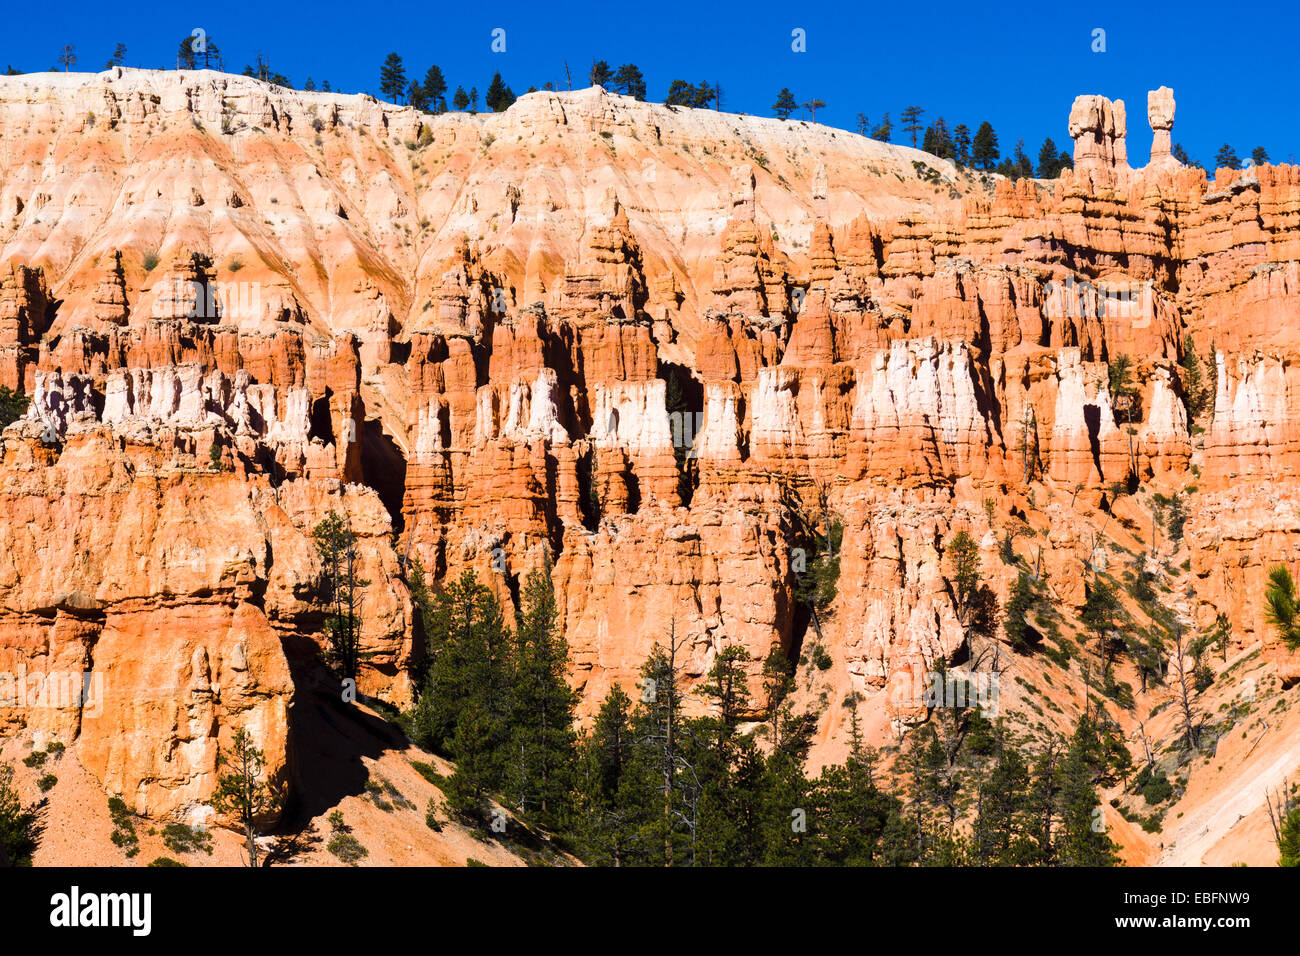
359 417 407 533
659 361 703 508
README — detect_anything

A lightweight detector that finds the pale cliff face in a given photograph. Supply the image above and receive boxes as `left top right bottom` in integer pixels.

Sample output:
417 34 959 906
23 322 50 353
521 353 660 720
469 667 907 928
1 68 1299 862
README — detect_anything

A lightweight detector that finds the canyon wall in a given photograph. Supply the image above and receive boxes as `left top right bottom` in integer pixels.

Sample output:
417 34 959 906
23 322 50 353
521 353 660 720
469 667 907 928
0 70 1297 820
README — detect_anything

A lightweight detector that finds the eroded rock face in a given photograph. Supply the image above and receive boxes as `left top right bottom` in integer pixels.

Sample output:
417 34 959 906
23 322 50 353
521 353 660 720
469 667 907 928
0 70 1297 814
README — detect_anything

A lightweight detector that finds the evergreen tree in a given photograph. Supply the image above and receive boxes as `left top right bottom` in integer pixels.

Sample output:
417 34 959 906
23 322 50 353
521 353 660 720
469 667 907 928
1251 146 1270 166
1081 577 1122 682
971 121 999 170
971 724 1036 865
1056 718 1121 865
1037 137 1060 177
407 80 428 112
664 79 694 106
629 631 698 865
1264 565 1300 650
1013 139 1033 179
452 85 470 111
1179 333 1209 420
772 87 798 120
379 52 406 103
106 43 127 68
1214 143 1240 170
410 571 513 780
0 764 39 866
953 123 972 166
922 117 954 160
0 385 29 428
1003 569 1040 652
589 60 614 87
613 64 646 100
900 105 925 147
423 65 448 113
312 511 371 687
872 112 892 143
176 35 196 70
1172 143 1198 169
485 72 516 112
1278 803 1300 867
575 685 645 865
505 564 578 830
211 727 282 868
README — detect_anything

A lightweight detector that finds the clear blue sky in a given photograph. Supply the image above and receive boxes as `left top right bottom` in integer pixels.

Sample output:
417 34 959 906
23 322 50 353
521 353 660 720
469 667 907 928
5 0 1296 167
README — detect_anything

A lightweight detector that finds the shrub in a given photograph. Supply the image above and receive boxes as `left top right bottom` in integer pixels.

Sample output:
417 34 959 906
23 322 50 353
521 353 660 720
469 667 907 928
21 751 46 769
37 774 56 793
108 796 140 858
326 811 368 865
148 856 186 867
162 822 213 855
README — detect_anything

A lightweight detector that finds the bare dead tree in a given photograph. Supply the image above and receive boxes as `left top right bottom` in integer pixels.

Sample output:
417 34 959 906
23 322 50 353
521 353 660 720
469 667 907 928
1169 620 1201 750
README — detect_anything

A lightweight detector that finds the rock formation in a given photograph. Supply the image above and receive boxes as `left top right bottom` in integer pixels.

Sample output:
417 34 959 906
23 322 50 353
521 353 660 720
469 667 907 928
0 69 1295 837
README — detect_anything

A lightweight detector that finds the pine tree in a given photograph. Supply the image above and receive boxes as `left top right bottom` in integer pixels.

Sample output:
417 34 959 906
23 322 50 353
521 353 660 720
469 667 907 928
1037 137 1060 177
0 386 29 428
452 86 470 111
379 52 406 104
0 763 39 866
575 685 644 865
972 724 1035 865
106 43 126 68
900 105 925 147
613 64 646 100
1264 565 1300 650
1003 569 1039 652
589 60 614 87
922 117 953 160
1179 333 1208 420
1251 146 1270 166
664 79 693 106
176 35 196 70
407 81 428 112
410 571 513 761
772 88 797 120
1013 139 1033 179
953 124 972 166
872 112 892 143
505 564 578 830
971 121 999 170
1214 143 1240 170
423 66 448 113
485 72 515 112
1056 719 1121 865
312 511 371 687
211 727 282 868
630 630 697 865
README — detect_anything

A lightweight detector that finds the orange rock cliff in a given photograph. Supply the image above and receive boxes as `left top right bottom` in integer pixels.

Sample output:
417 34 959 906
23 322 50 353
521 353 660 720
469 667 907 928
0 70 1297 853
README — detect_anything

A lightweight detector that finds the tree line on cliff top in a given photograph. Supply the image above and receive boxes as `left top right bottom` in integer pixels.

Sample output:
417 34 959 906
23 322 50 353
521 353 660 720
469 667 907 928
18 40 1282 173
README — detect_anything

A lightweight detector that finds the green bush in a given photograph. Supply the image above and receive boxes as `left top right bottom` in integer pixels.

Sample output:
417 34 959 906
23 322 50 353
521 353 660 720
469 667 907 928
162 822 213 855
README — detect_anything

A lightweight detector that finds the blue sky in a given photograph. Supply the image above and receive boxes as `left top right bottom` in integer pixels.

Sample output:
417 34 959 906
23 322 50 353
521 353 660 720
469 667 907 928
5 0 1295 167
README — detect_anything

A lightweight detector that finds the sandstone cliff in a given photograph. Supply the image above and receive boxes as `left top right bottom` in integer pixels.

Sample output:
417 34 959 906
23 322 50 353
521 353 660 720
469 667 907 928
0 70 1296 861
